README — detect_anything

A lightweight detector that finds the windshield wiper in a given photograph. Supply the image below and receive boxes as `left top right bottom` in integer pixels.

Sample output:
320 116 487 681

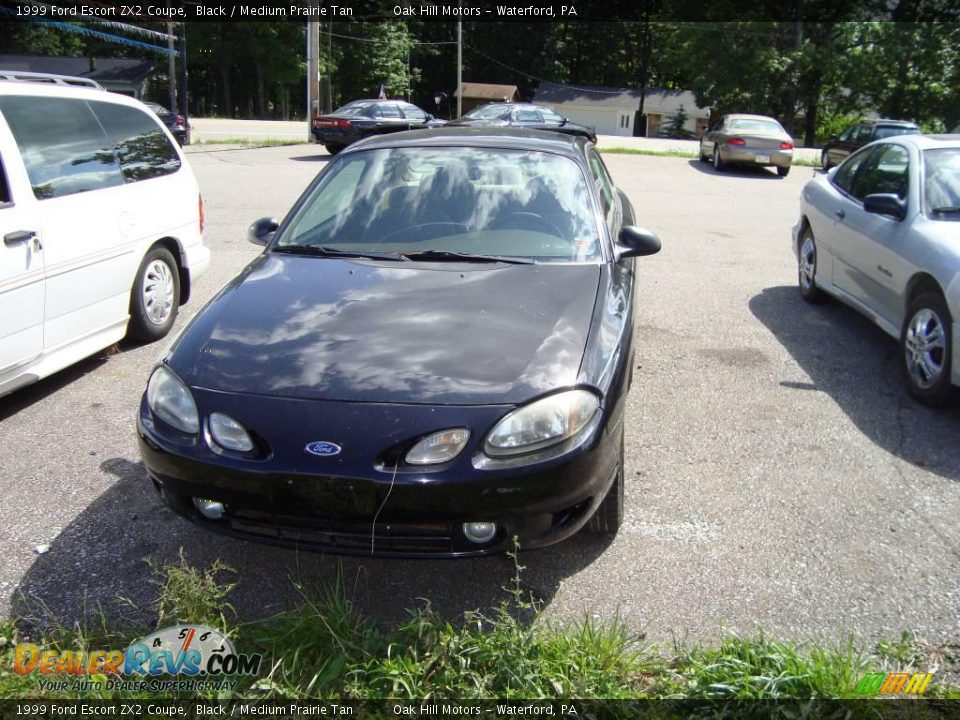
400 250 535 264
272 245 408 261
931 206 960 214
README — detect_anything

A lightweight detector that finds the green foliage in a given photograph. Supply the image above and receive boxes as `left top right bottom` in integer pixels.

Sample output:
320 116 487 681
149 549 236 630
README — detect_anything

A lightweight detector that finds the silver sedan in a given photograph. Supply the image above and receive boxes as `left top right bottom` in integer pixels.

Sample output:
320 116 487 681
699 114 794 177
793 134 960 406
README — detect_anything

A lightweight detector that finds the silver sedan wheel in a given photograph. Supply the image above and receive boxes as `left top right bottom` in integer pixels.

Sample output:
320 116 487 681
142 259 175 326
799 235 816 290
904 308 947 389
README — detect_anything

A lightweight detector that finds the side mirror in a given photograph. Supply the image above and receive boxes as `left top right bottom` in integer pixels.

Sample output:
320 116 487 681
863 193 906 221
616 226 661 260
248 217 279 246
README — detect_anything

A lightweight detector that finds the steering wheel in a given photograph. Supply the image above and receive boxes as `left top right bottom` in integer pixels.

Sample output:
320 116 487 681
380 222 468 244
490 212 564 238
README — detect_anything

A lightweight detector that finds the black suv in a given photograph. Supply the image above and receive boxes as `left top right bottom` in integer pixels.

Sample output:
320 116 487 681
820 119 918 170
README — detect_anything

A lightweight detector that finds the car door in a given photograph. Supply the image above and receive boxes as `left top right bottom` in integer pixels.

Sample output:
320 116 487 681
377 102 411 134
0 95 127 354
830 142 913 327
701 116 725 154
0 133 44 377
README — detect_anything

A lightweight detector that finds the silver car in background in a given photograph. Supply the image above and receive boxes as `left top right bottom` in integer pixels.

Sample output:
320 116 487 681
699 114 794 177
793 134 960 406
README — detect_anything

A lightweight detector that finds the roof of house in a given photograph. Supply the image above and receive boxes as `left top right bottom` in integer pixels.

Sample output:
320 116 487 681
0 55 155 84
456 82 519 100
533 81 707 116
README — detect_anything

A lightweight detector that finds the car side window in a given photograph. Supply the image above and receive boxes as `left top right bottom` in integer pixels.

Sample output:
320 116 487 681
89 102 181 182
380 103 403 119
0 95 124 200
587 150 614 217
540 108 564 124
515 108 542 123
854 124 873 143
850 144 910 201
400 104 426 121
0 151 11 206
366 105 383 118
837 126 854 141
832 146 876 195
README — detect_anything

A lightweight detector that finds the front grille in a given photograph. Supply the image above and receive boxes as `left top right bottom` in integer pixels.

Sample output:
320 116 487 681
221 508 492 557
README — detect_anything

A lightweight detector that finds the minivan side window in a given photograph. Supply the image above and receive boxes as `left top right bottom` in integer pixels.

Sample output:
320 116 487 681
0 152 11 205
90 102 181 182
0 95 124 200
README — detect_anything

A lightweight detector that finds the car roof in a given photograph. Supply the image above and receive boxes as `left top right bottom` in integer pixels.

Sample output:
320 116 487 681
0 78 151 112
725 114 782 122
344 126 589 158
881 133 960 150
864 118 918 127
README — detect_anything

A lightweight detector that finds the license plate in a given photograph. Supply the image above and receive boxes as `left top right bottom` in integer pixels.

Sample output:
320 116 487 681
755 154 771 163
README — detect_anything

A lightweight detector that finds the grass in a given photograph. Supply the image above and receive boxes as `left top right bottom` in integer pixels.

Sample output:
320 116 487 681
191 138 307 148
2 545 957 700
600 146 822 167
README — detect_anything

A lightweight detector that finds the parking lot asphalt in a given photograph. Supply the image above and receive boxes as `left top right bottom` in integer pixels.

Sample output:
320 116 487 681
2 145 958 647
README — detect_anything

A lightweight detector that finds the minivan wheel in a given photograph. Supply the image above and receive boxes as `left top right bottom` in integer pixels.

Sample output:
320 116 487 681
588 425 624 536
798 227 828 303
128 247 180 342
901 291 955 407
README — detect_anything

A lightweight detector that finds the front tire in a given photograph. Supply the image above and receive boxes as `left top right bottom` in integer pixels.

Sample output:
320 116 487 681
699 141 709 162
798 227 828 304
588 425 624 536
128 246 180 343
821 151 831 172
713 146 725 172
901 291 955 407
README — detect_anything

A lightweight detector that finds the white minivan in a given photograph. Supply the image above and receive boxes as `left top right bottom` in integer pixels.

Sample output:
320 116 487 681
0 77 210 398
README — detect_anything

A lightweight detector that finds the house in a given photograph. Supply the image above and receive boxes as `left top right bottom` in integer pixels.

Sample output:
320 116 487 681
0 55 155 98
533 81 710 138
455 82 519 115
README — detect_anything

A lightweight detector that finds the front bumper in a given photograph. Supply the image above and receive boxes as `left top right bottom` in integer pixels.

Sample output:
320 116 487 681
137 393 621 557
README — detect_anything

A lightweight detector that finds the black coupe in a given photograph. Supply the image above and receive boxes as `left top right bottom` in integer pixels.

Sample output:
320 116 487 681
312 99 444 155
137 128 660 557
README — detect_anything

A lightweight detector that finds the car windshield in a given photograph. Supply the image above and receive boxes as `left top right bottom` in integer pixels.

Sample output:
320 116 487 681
279 147 602 262
334 102 373 117
728 118 783 133
874 125 918 140
464 105 510 120
924 148 960 219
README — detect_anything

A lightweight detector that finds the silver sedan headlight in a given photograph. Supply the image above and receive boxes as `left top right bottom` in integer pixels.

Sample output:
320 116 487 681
484 389 599 458
146 365 199 434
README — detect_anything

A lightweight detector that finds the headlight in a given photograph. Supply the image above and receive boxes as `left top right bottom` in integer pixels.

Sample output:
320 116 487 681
146 365 199 434
484 389 599 457
208 412 254 453
406 428 470 465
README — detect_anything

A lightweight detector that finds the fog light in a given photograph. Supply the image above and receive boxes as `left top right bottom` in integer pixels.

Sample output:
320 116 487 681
462 521 497 544
193 497 224 520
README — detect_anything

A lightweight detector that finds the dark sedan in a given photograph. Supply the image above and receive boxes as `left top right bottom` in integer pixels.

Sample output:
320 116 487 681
313 99 443 155
820 119 918 170
137 128 661 557
144 101 188 146
448 103 598 143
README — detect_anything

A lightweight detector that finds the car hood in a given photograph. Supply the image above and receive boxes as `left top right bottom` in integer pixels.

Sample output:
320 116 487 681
167 254 601 405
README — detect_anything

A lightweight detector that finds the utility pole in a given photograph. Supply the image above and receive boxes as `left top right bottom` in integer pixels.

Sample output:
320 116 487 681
323 20 332 113
456 18 462 118
177 18 188 141
307 19 319 141
164 4 176 112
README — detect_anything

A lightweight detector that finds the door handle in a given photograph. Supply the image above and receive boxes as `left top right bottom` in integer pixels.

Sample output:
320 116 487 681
4 230 37 247
834 209 845 220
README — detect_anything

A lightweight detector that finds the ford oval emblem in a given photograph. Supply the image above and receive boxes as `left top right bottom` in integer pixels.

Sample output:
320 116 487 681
305 441 342 457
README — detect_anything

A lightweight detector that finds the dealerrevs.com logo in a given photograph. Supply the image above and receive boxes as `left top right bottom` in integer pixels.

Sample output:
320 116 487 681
854 672 934 695
13 624 262 693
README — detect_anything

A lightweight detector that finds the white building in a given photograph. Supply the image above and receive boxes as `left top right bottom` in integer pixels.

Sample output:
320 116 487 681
533 81 710 138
